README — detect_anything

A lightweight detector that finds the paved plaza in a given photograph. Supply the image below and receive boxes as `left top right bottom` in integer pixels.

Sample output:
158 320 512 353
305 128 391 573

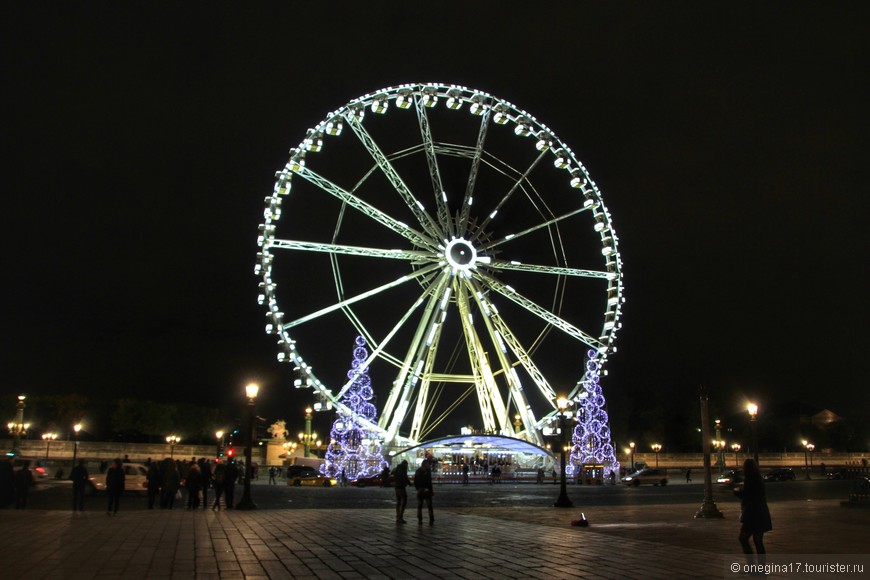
1 492 867 579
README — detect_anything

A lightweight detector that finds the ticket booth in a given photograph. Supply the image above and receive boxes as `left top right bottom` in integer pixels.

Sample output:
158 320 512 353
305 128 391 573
581 463 604 485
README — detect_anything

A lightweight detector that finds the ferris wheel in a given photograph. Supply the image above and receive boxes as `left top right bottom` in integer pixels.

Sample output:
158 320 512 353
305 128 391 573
256 83 624 449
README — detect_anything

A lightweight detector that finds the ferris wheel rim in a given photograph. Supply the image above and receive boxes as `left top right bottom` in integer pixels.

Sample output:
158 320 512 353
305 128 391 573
256 83 624 447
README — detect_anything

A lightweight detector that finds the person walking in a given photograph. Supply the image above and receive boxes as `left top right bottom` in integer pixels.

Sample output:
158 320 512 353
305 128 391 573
185 463 203 509
212 459 226 509
392 460 410 524
70 459 90 511
736 458 772 565
224 459 239 509
14 464 34 509
414 459 434 525
462 462 469 485
146 462 161 509
269 466 277 485
105 458 125 515
161 459 181 509
686 468 692 483
199 458 212 509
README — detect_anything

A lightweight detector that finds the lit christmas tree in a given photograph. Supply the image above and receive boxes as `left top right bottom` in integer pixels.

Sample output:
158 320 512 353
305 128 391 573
569 349 620 479
322 336 388 481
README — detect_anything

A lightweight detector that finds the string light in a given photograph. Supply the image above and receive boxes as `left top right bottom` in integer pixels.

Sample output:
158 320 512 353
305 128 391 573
569 349 620 478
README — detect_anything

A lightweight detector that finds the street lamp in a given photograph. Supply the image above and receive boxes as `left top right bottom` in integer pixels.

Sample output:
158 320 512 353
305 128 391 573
8 395 29 456
215 430 224 458
299 407 318 458
695 387 723 519
807 443 815 475
712 439 727 473
553 396 573 508
629 441 636 472
237 382 260 510
166 435 180 459
651 443 662 468
802 440 815 480
42 432 57 461
72 423 82 464
731 442 741 468
747 403 759 465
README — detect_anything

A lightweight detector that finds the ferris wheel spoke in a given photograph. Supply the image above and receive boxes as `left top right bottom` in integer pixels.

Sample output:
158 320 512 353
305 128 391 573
381 271 453 443
458 107 490 235
414 95 453 238
270 239 434 264
480 205 592 252
344 114 444 241
282 263 442 330
293 165 437 251
476 271 605 351
471 149 549 239
484 259 611 279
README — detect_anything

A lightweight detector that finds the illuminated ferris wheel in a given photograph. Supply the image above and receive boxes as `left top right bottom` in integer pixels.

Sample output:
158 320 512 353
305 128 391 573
255 83 624 449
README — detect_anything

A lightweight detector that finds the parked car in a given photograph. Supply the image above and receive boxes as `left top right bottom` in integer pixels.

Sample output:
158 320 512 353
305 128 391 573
91 462 149 493
826 468 849 480
351 473 395 487
716 469 743 488
288 473 337 487
763 468 796 482
622 468 669 486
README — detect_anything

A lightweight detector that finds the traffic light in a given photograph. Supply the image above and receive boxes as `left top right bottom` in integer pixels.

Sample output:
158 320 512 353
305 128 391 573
227 448 235 458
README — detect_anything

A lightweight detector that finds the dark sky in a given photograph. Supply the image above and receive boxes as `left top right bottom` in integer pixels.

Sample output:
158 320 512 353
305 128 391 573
3 4 868 442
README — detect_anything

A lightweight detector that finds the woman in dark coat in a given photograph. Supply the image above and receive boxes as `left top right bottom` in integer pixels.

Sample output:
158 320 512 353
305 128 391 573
185 463 203 509
736 458 772 557
392 460 410 523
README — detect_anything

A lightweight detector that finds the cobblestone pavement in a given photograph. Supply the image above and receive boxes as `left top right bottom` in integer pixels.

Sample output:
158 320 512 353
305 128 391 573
0 499 866 579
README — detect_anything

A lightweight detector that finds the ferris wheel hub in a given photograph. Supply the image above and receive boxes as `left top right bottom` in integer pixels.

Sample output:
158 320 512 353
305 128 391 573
444 238 478 272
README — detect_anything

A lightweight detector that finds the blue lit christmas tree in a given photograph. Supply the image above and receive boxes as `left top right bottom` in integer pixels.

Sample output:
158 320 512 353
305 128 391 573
569 349 620 478
322 336 388 481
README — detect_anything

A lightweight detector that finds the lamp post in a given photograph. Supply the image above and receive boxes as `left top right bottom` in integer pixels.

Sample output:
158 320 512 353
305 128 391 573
695 387 723 519
629 441 636 472
747 403 759 465
299 407 317 458
731 442 741 468
72 423 82 464
237 383 259 510
712 439 726 473
807 443 815 476
215 430 224 459
42 432 57 461
802 440 815 480
166 435 180 460
651 443 662 468
553 396 573 508
8 395 29 457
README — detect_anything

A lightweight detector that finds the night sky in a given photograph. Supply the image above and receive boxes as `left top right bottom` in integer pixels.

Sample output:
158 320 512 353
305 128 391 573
3 4 867 447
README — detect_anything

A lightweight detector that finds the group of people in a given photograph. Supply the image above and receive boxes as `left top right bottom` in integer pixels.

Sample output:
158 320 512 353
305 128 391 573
390 458 435 525
0 457 33 508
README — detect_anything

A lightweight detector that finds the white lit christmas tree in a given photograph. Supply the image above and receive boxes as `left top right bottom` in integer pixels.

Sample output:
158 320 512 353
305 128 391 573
569 349 620 478
322 336 388 481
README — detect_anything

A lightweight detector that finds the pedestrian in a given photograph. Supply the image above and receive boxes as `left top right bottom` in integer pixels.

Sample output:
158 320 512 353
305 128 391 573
551 468 557 484
736 458 772 564
105 458 125 515
14 464 34 509
340 468 347 487
212 459 226 509
462 462 469 485
0 458 14 508
199 458 212 509
414 459 434 525
224 460 239 509
392 460 410 524
269 466 277 485
185 463 203 509
686 468 692 483
146 461 161 509
536 467 544 484
70 459 89 511
379 464 391 487
161 459 180 509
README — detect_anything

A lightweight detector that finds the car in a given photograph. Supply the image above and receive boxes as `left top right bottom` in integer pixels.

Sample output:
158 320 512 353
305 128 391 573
92 462 149 493
12 458 49 479
287 472 337 487
716 469 743 488
826 468 849 480
351 473 395 487
763 468 796 482
622 468 669 486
